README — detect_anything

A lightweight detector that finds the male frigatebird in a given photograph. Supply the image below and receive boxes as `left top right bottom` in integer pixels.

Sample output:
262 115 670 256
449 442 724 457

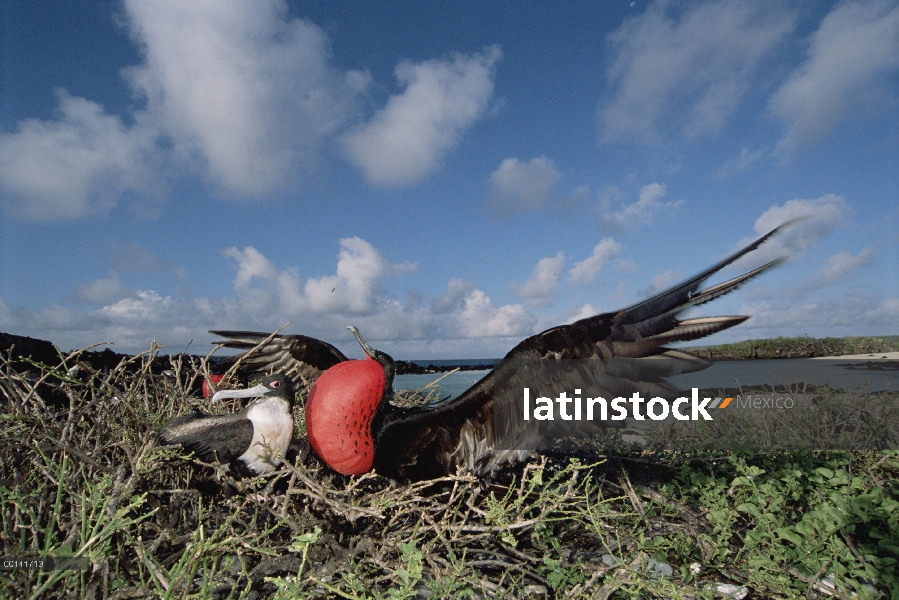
157 374 295 475
213 224 787 481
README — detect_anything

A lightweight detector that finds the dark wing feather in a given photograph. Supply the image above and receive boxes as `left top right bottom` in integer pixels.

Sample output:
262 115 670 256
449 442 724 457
376 224 788 480
211 330 347 392
374 374 496 481
158 413 255 464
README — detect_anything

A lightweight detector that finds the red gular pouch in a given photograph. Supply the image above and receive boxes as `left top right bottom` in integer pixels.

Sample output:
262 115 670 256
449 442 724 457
306 357 386 475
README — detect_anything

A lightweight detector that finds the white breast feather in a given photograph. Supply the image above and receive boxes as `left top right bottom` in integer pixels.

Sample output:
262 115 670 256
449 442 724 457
239 398 293 474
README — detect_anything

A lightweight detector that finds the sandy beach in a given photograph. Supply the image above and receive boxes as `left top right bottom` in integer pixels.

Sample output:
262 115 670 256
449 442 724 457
811 351 899 360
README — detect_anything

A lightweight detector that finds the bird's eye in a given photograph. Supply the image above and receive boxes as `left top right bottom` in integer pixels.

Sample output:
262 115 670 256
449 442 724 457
271 380 281 388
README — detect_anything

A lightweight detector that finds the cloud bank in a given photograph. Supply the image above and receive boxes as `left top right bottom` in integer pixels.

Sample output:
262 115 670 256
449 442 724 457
770 0 899 156
600 0 795 141
485 156 562 218
0 2 501 219
0 92 160 219
598 183 682 232
513 252 566 307
569 239 622 287
1 205 894 356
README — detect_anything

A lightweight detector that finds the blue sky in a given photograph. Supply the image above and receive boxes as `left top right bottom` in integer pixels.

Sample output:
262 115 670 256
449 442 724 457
1 0 897 359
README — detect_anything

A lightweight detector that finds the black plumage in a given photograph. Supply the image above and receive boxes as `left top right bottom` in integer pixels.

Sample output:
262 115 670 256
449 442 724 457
211 331 346 394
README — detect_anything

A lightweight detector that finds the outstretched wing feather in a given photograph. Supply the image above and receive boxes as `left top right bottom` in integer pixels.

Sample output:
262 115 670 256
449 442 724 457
377 225 788 478
211 330 347 391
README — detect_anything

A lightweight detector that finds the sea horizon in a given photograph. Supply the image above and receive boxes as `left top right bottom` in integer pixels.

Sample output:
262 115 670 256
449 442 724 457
406 358 498 368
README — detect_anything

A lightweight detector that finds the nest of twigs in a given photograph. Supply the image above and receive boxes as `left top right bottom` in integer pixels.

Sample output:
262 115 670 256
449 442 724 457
2 341 897 599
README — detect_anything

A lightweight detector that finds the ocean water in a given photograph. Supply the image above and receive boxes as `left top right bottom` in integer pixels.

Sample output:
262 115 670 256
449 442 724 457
668 358 898 392
393 358 898 401
394 359 494 400
407 358 497 369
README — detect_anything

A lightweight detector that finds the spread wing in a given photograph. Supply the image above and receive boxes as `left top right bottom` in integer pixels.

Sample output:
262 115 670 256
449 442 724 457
375 224 788 480
158 412 255 464
211 330 347 393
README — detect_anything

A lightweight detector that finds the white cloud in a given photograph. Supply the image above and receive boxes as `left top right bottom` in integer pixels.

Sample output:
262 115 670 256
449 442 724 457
770 0 899 156
100 289 177 323
0 301 100 341
0 0 368 220
607 281 628 305
717 146 766 178
96 289 229 351
567 303 604 323
753 194 850 241
224 237 416 316
864 296 899 322
3 238 428 353
569 238 622 287
0 233 538 355
125 0 367 197
455 289 535 338
147 3 368 189
737 289 899 337
3 229 895 356
730 194 853 267
0 92 159 219
224 246 280 290
811 247 877 288
615 258 639 274
2 287 221 354
343 46 501 187
220 239 536 342
73 276 127 305
514 252 566 306
735 300 824 331
432 278 476 314
485 156 562 217
302 237 417 313
598 182 682 232
600 0 795 141
770 245 880 299
218 239 538 343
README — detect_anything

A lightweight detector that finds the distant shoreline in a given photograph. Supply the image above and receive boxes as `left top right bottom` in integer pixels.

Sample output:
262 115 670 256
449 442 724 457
2 331 898 375
396 359 494 375
680 335 899 361
396 335 899 374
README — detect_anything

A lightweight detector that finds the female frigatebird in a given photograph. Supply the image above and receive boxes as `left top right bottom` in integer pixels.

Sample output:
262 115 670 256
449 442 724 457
158 374 295 475
212 224 787 481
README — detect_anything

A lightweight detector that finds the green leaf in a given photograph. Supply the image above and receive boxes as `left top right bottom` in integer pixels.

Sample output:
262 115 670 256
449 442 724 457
775 527 804 546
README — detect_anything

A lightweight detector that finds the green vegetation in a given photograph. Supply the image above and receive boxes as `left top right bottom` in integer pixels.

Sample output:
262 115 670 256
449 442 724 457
1 342 898 598
645 381 899 454
685 335 899 360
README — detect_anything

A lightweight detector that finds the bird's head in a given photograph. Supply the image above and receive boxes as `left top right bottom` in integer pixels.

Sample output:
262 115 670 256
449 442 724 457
347 325 396 396
211 373 295 407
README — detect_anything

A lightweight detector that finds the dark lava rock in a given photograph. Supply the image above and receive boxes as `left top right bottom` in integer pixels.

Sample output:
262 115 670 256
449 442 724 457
0 331 61 370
